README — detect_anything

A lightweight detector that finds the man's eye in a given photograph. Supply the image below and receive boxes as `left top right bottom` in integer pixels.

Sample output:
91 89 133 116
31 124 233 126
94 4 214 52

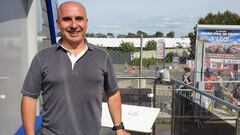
62 17 72 21
75 16 84 21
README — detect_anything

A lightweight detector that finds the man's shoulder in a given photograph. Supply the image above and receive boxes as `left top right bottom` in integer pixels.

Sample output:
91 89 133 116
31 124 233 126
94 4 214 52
88 43 109 56
37 46 58 56
211 75 217 80
34 46 59 61
231 89 237 94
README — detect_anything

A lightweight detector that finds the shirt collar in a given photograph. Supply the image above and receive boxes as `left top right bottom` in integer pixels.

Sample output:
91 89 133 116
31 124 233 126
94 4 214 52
56 38 94 51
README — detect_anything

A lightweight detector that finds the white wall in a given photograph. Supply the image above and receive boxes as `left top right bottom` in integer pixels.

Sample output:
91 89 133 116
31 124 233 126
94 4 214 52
0 0 38 134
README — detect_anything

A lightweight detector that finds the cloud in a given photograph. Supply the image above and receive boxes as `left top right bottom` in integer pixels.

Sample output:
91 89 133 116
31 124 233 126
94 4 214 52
87 15 198 37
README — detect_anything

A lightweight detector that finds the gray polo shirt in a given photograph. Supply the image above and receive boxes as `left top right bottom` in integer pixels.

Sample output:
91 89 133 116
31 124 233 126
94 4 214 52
21 42 119 135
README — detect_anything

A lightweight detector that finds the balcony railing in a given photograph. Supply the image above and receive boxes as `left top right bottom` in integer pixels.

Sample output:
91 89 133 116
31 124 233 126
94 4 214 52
171 78 240 135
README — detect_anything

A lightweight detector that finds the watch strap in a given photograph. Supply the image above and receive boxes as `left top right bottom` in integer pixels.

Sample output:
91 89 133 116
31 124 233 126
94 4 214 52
112 122 125 131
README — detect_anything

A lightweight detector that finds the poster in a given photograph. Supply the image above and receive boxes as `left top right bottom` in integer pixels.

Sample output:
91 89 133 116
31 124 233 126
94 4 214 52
156 39 165 59
198 27 240 71
193 25 240 87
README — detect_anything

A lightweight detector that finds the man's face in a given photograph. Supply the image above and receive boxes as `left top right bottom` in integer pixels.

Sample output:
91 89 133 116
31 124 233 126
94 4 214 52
237 85 240 91
205 73 211 77
57 2 88 44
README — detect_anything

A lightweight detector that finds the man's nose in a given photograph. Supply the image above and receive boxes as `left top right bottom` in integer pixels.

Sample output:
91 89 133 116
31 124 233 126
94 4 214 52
70 20 78 28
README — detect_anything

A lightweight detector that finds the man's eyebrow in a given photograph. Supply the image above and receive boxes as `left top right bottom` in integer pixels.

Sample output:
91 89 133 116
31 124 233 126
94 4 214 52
61 16 85 21
61 16 71 21
75 16 84 20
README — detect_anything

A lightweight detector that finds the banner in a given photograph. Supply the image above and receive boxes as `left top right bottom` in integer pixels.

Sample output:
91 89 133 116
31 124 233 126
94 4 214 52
197 26 240 71
156 39 165 59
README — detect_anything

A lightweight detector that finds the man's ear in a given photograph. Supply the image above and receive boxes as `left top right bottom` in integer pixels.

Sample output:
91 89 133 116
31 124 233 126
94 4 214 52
56 19 60 29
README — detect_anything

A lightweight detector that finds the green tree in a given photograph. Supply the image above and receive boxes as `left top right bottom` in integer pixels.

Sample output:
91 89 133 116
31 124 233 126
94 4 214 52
166 31 175 38
116 34 127 38
176 42 183 48
145 40 157 50
136 30 148 37
95 33 107 38
198 11 240 24
188 32 196 59
86 33 95 37
165 52 174 63
126 32 137 38
189 11 240 59
182 50 189 62
120 42 136 52
154 31 164 37
107 33 114 38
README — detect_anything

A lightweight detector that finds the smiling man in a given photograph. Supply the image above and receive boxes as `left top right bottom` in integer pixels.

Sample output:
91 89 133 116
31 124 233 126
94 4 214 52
21 1 130 135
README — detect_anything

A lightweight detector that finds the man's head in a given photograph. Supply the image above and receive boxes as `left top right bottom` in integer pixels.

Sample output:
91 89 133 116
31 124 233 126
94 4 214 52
236 83 240 91
218 70 224 76
184 67 191 73
57 1 88 45
205 67 214 77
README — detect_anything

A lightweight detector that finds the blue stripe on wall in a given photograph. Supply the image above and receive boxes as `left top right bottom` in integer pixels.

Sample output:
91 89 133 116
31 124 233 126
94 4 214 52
45 0 57 45
15 116 42 135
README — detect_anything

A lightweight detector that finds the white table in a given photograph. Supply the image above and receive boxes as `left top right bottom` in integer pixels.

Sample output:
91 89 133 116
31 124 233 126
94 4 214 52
101 102 160 133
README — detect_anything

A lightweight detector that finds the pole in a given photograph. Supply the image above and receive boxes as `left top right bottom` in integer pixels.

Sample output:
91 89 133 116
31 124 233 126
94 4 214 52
163 41 166 69
171 81 176 135
139 34 143 88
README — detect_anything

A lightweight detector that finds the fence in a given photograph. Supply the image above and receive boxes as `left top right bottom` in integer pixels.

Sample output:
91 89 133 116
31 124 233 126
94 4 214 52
87 37 192 79
171 78 240 135
89 36 240 135
102 77 172 135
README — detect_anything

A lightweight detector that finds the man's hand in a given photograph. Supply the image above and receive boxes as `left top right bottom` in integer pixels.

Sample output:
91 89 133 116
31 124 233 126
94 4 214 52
233 98 238 105
223 87 228 92
115 129 131 135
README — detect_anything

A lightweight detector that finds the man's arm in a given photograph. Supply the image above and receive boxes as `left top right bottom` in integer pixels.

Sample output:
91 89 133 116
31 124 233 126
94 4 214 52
183 74 191 84
230 93 238 105
106 90 130 135
21 96 38 135
218 78 228 91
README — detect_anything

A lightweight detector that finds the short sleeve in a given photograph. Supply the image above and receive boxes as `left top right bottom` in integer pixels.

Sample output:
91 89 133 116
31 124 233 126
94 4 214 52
231 89 238 99
231 89 236 95
21 55 42 97
104 54 119 94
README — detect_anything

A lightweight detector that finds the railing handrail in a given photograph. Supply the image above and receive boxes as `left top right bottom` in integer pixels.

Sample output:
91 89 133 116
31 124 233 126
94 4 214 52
171 78 240 112
117 76 156 80
203 80 240 83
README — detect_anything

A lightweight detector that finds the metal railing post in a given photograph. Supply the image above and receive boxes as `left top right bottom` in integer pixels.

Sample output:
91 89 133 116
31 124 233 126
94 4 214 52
171 81 176 135
139 34 143 89
151 78 157 135
153 79 157 108
236 112 240 135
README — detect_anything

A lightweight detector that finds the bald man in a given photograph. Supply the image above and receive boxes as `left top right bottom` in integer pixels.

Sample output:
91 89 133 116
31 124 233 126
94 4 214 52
21 1 130 135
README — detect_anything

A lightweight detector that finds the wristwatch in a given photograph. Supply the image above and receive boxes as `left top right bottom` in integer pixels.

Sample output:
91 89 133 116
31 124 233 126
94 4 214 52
112 122 125 131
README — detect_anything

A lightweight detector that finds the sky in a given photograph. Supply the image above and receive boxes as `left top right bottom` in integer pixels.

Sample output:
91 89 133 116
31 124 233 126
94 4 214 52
56 0 240 37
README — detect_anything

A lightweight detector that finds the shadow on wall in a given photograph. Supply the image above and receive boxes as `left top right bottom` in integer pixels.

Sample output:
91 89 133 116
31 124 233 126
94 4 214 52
0 0 33 23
